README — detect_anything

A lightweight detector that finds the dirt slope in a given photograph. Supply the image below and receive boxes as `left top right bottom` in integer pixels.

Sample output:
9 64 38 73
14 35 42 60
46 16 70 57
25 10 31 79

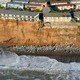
0 19 80 47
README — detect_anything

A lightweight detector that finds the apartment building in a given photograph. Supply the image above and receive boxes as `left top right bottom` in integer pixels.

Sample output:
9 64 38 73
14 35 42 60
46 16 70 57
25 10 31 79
50 0 68 5
0 9 40 21
76 3 80 10
57 4 75 10
11 0 29 4
44 12 71 23
6 0 50 10
0 0 11 7
70 0 80 4
25 4 42 10
30 0 47 5
7 0 29 9
29 0 49 10
70 0 80 10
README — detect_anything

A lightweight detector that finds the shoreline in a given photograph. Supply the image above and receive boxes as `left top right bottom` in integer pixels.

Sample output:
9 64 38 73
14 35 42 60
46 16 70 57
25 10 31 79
3 45 80 55
2 45 80 62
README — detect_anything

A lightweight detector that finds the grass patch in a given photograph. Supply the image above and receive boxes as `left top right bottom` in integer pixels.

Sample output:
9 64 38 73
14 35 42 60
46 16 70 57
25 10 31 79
24 8 30 11
35 9 42 12
50 10 61 13
0 6 4 9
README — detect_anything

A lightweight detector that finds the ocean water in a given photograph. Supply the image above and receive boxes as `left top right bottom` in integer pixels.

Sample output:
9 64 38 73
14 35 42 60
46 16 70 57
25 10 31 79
0 51 80 80
0 69 80 80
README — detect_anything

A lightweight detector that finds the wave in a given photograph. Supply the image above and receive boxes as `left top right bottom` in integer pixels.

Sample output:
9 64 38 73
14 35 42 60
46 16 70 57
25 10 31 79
0 50 80 71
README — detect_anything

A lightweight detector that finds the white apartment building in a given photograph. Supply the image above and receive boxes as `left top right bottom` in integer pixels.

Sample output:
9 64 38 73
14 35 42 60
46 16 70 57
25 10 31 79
44 13 71 23
70 0 80 10
70 0 80 4
0 9 40 21
76 3 80 10
57 4 75 10
0 0 11 7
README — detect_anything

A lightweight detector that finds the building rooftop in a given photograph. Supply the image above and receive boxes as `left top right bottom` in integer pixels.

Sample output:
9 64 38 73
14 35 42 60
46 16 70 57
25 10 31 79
29 0 68 3
30 0 47 3
76 3 80 5
50 0 68 1
7 2 24 5
44 12 71 17
50 0 68 3
70 0 80 2
0 9 39 16
12 0 29 2
25 3 41 6
56 3 75 6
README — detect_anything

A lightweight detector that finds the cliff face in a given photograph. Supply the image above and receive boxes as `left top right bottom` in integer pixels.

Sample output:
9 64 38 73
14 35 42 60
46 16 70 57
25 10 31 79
0 19 80 47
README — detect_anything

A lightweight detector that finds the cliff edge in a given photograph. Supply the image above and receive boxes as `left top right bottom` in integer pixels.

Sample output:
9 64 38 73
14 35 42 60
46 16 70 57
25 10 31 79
0 19 80 47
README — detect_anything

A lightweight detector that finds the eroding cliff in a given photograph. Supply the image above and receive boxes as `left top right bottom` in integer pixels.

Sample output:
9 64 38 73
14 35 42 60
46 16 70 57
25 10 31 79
0 19 80 47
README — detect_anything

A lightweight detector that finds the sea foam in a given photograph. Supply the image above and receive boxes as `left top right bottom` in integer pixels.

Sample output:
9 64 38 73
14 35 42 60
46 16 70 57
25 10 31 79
0 51 80 71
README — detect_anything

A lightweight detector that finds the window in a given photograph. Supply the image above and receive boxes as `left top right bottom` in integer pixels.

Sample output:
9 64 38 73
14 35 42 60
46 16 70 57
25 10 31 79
5 14 7 16
28 19 30 21
56 17 58 22
13 15 15 17
21 15 24 17
65 17 67 21
44 17 49 22
28 16 30 18
47 17 49 20
52 17 54 21
17 15 19 17
25 16 28 18
1 14 4 16
30 16 32 18
9 14 12 16
32 16 34 18
31 19 34 21
52 17 53 19
60 17 63 21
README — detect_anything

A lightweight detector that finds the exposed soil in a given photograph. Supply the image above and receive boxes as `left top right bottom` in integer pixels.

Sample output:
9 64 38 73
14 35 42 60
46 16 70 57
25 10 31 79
0 19 80 47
